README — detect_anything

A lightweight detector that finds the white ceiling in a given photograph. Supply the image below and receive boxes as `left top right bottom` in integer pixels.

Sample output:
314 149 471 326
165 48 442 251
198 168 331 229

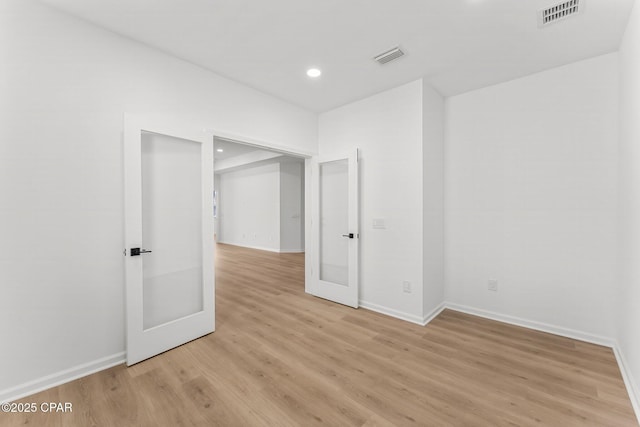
213 137 304 175
40 0 634 112
213 137 262 161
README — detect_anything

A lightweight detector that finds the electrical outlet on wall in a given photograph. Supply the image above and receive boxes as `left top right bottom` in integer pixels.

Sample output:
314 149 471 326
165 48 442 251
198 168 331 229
488 279 498 292
403 281 412 293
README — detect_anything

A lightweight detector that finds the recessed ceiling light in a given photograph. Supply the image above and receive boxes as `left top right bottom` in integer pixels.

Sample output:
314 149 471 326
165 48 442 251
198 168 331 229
216 148 224 152
306 68 322 78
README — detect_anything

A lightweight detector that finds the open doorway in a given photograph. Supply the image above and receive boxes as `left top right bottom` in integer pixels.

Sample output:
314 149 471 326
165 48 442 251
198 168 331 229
213 137 305 253
212 136 306 321
211 134 359 315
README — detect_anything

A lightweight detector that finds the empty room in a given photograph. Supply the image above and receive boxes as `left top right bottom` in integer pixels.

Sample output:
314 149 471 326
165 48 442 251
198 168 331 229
1 0 640 426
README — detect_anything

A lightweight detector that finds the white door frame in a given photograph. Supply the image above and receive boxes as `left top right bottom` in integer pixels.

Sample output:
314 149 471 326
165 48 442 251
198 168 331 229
123 117 321 363
123 114 216 365
205 130 316 297
308 149 359 307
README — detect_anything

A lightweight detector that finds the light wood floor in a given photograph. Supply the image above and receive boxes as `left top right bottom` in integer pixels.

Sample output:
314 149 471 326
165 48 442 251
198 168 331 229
3 243 637 426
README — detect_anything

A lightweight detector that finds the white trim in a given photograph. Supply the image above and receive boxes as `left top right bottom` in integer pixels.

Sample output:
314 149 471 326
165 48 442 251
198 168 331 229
216 242 286 253
444 302 615 347
613 344 640 424
357 301 445 327
423 302 446 325
359 300 425 325
0 352 125 404
212 130 315 159
354 299 614 347
304 158 313 296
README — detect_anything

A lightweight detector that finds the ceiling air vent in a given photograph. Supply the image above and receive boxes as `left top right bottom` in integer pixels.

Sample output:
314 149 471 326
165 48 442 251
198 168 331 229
374 47 405 65
538 0 582 27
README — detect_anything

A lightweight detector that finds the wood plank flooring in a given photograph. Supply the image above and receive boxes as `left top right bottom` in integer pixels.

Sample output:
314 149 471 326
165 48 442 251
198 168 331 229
2 243 637 426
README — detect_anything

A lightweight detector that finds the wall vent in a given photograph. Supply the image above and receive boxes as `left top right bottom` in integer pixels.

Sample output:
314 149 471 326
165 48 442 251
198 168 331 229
538 0 582 27
373 47 405 65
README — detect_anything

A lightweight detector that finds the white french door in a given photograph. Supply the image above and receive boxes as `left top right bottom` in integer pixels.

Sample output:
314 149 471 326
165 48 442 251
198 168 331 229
124 116 214 366
310 149 359 308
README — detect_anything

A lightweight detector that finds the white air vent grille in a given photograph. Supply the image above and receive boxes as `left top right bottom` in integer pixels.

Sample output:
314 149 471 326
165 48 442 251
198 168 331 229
374 47 405 65
539 0 582 27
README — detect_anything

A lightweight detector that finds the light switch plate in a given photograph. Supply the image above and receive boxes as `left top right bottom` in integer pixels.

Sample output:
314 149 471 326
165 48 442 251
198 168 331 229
373 218 386 229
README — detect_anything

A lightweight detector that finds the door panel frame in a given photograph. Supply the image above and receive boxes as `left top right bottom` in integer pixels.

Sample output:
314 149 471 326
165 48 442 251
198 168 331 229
309 149 359 308
123 114 215 365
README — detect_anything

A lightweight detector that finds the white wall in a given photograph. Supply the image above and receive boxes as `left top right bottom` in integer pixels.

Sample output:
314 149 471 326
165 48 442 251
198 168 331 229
2 0 634 409
214 150 282 173
423 83 445 319
217 159 304 253
0 0 316 398
445 54 619 340
319 80 425 323
218 163 281 251
280 161 305 253
618 0 640 414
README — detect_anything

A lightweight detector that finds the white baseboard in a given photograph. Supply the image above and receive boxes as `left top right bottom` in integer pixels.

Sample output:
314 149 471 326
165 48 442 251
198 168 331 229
356 299 614 347
357 299 638 422
442 303 638 423
0 352 125 404
216 241 279 252
216 241 302 254
359 300 425 325
444 302 615 347
423 302 446 325
613 344 640 424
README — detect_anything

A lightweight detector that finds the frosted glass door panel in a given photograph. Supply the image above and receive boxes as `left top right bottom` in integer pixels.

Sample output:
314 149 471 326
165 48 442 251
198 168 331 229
319 159 349 286
141 132 203 330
